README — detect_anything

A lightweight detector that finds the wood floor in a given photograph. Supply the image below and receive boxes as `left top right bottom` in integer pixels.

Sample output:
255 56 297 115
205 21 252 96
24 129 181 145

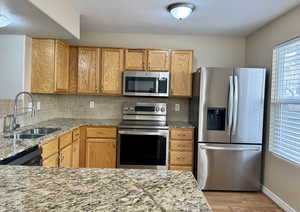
204 192 283 212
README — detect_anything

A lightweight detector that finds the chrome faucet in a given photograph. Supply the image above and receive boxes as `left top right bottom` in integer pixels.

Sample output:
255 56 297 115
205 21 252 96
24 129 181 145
12 92 36 131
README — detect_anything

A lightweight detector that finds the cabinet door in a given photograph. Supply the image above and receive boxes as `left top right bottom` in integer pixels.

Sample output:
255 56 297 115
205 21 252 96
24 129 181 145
125 49 147 70
41 138 59 160
101 48 124 95
43 153 59 167
60 144 73 168
78 47 100 94
69 46 78 94
86 139 116 168
72 139 80 168
170 50 193 97
31 39 55 93
148 50 170 71
54 40 69 92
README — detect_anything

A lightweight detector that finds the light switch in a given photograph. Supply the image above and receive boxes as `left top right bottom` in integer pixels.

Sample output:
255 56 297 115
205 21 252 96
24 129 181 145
90 101 95 109
175 104 180 112
37 102 41 110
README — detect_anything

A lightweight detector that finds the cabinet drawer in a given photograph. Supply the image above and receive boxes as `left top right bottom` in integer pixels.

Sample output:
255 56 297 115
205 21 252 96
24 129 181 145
171 128 194 140
41 138 59 159
169 165 193 171
86 127 117 138
170 139 193 151
170 151 193 166
59 131 72 149
73 128 80 141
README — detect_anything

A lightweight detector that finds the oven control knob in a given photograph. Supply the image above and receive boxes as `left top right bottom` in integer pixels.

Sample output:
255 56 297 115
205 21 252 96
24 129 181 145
129 107 134 111
161 107 166 112
124 107 129 111
155 107 159 112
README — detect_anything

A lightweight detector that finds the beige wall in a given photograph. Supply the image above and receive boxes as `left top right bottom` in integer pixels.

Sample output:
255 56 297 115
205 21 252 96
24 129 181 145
246 5 300 211
66 32 246 70
29 0 80 39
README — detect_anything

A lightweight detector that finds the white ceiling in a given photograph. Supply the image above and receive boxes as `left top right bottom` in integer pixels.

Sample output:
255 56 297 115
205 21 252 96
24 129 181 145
0 0 75 39
74 0 300 36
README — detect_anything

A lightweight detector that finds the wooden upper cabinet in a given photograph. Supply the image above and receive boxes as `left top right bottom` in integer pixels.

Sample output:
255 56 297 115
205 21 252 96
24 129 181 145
69 46 78 94
170 50 193 97
31 39 69 94
77 47 100 94
148 50 170 71
54 40 69 92
125 49 147 70
31 39 55 93
101 48 124 95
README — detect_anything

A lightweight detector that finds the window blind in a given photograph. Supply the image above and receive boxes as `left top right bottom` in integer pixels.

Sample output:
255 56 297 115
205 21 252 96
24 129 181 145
270 37 300 165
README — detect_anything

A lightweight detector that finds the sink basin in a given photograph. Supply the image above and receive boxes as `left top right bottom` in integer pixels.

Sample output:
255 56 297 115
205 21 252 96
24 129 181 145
5 134 45 139
20 128 60 135
4 128 61 140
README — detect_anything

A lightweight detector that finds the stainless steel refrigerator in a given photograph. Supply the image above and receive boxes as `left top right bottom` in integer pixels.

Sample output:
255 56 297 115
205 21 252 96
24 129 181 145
190 67 266 191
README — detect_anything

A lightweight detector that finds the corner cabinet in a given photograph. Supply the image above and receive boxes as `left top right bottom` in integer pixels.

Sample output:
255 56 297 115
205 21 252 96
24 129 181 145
100 48 124 95
77 47 100 94
85 127 117 168
31 39 69 93
170 50 193 97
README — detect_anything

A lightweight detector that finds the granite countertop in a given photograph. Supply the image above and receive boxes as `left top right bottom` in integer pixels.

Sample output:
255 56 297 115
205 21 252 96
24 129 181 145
168 121 195 128
0 165 211 211
0 118 195 161
0 118 121 161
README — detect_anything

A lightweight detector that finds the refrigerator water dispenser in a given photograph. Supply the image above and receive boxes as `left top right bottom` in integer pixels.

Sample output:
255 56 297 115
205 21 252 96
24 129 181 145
207 108 225 130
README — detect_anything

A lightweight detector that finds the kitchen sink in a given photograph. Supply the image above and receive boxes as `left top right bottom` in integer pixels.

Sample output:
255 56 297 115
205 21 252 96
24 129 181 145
4 128 60 140
21 128 60 135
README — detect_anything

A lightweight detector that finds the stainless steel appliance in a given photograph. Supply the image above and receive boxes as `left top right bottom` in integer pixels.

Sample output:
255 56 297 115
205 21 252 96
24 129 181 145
118 102 169 169
123 71 169 97
190 67 266 191
0 145 42 166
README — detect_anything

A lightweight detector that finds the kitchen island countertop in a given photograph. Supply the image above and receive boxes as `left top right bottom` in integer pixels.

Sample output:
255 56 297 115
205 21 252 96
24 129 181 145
0 165 211 211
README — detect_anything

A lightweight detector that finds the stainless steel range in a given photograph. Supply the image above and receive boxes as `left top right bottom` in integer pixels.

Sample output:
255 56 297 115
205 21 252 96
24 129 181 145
118 102 169 170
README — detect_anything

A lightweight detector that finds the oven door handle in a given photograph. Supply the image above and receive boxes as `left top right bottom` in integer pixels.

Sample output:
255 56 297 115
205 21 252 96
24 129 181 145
118 130 168 136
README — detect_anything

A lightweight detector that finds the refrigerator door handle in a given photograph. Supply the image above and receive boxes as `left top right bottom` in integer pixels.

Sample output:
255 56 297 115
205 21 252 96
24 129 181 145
228 76 234 135
199 145 261 151
232 75 239 135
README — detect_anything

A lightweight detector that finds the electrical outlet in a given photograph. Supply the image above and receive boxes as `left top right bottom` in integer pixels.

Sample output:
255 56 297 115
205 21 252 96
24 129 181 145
89 101 95 109
37 102 41 110
175 104 180 112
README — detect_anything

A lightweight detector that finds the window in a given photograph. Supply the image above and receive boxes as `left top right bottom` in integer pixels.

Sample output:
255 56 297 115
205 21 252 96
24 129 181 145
270 38 300 165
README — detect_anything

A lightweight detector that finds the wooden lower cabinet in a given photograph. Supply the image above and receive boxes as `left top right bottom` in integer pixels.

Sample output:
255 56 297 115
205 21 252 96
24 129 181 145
86 139 116 168
43 153 59 167
169 165 193 171
60 144 73 168
169 128 194 171
72 139 80 168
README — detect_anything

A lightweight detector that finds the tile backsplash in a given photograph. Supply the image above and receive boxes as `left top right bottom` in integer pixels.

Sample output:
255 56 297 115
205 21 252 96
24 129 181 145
0 94 189 132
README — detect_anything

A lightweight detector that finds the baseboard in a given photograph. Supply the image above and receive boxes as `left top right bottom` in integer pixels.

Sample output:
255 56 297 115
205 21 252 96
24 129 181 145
262 186 296 212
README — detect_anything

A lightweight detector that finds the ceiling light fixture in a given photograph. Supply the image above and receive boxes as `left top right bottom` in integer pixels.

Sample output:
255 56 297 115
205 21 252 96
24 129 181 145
167 3 195 20
0 14 11 28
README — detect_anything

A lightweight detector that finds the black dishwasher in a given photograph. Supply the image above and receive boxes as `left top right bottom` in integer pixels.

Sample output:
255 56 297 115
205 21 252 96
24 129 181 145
0 145 42 166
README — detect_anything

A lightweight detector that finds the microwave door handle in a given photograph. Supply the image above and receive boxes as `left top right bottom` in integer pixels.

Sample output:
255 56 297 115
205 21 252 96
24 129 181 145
155 78 159 93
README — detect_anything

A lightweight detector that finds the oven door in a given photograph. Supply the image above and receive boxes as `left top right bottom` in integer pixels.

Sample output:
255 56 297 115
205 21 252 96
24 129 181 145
118 129 169 169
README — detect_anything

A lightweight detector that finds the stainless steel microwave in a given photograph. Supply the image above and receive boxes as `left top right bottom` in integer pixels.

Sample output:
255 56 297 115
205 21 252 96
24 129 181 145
123 71 169 97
